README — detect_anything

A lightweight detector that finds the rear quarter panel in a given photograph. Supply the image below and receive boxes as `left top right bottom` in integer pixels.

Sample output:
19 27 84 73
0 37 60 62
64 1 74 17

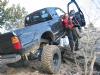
14 21 53 53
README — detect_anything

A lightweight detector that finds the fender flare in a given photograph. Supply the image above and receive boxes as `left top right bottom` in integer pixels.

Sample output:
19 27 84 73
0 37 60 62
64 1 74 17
38 30 55 45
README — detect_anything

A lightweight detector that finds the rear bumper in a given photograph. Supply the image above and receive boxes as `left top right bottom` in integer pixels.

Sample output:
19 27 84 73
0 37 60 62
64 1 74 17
0 54 21 65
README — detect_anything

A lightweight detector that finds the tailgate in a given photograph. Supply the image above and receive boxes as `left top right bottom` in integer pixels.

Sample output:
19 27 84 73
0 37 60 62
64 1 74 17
0 32 15 54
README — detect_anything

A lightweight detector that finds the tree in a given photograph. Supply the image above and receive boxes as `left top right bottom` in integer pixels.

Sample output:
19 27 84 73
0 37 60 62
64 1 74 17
6 4 28 28
0 0 8 25
0 0 28 29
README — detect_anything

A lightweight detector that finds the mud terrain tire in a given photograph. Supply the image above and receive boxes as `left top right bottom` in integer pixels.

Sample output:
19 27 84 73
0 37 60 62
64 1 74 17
41 45 61 74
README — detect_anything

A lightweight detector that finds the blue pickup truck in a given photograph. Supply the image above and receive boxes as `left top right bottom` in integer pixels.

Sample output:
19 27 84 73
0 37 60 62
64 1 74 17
0 0 85 74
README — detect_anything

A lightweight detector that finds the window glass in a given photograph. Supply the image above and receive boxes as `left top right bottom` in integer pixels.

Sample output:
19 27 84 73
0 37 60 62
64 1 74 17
31 9 52 24
49 8 57 15
25 9 52 26
41 10 49 18
32 12 41 21
55 8 65 17
25 15 31 26
69 3 78 13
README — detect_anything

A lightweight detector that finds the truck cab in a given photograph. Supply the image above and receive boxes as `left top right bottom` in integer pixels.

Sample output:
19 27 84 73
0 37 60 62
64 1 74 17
24 7 66 40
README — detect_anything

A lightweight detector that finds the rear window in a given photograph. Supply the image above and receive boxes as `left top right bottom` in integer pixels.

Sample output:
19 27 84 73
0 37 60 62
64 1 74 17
25 9 52 26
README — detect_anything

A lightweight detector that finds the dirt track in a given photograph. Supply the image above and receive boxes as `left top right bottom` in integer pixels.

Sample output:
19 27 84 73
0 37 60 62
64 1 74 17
0 60 78 75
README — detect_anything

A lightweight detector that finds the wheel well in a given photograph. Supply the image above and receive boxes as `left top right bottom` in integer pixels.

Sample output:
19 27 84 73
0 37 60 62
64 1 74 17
40 31 55 44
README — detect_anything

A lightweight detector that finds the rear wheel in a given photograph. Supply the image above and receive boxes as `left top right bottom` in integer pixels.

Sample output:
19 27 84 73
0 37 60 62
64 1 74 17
41 45 61 74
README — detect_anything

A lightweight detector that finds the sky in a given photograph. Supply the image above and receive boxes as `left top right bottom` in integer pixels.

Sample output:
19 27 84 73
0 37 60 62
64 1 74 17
7 0 100 27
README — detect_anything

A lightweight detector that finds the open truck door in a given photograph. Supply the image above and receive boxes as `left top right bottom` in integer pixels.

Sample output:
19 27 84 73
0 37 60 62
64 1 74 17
67 0 86 27
67 0 86 38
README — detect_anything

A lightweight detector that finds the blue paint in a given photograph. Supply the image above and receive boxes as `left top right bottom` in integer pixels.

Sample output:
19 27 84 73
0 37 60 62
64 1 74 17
38 48 43 58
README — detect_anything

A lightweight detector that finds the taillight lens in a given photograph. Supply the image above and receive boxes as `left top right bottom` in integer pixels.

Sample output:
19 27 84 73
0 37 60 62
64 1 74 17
11 36 21 50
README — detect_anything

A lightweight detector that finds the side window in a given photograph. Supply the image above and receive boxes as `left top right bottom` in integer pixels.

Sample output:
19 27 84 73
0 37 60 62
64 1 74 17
25 9 52 26
25 15 31 26
41 10 49 18
55 8 65 17
32 12 41 21
49 8 57 16
69 3 78 13
40 9 52 20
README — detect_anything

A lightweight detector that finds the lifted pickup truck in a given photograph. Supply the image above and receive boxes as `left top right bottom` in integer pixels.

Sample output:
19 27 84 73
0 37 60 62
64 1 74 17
0 7 66 73
0 0 85 74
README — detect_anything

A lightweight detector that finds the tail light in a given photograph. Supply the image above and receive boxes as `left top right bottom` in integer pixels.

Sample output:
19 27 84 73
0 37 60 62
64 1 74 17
11 36 21 50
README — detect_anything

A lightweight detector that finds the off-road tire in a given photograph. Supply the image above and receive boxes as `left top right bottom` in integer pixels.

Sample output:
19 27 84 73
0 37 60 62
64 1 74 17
41 45 61 74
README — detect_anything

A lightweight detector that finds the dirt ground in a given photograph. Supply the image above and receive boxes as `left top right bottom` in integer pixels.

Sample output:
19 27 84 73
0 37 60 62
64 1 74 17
0 60 78 75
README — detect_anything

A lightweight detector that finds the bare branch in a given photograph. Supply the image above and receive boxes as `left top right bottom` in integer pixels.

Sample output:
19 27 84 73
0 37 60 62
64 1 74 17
83 50 88 75
98 0 100 5
89 52 100 75
87 37 95 61
87 4 92 18
80 6 91 23
91 0 100 9
91 16 100 25
89 55 96 75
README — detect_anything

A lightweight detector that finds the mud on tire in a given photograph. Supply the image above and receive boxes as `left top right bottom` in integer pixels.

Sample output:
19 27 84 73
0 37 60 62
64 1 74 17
41 45 61 74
